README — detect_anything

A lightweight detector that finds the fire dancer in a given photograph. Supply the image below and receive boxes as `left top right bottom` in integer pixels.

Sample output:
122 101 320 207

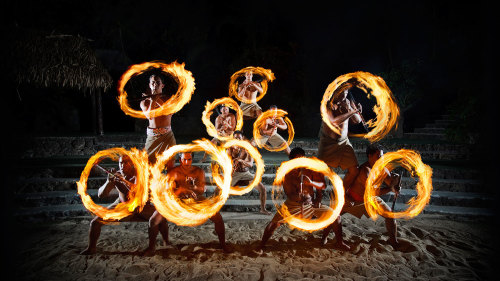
259 147 350 250
200 104 236 162
229 131 271 215
318 82 363 191
237 71 263 119
163 152 231 252
251 105 291 155
342 143 402 248
141 74 176 166
80 156 169 255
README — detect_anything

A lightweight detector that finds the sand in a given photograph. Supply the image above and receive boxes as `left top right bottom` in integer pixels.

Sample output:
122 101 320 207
9 213 498 281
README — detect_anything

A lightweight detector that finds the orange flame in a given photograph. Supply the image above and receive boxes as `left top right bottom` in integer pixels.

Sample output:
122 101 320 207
201 97 243 141
253 108 295 152
211 139 265 195
76 148 150 221
320 71 399 142
364 149 433 220
273 157 345 232
228 66 275 103
117 61 196 119
149 139 233 226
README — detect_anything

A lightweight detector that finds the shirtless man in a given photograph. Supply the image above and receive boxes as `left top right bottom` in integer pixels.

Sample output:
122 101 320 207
251 105 291 155
260 147 350 250
140 74 176 166
237 71 263 120
342 143 402 248
229 131 270 215
80 156 169 255
317 82 363 191
165 152 230 252
200 104 236 162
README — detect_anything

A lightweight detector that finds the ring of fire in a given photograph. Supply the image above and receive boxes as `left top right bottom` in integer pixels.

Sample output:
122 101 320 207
77 147 150 221
201 97 243 141
149 139 233 226
253 109 295 152
272 157 345 232
364 149 433 220
211 139 265 195
320 71 400 142
228 66 275 104
117 61 196 119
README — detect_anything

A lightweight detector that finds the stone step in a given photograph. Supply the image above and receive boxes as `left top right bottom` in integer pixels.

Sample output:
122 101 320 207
403 133 447 141
13 170 482 194
12 200 494 222
15 183 491 210
413 127 446 134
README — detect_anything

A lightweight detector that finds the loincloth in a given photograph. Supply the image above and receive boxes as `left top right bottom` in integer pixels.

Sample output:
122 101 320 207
240 102 262 117
342 196 389 219
101 199 157 222
231 170 255 186
145 126 176 163
255 133 287 149
271 199 334 223
317 130 357 170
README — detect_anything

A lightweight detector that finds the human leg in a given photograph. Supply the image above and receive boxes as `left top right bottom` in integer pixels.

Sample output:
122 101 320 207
209 212 230 252
80 216 103 255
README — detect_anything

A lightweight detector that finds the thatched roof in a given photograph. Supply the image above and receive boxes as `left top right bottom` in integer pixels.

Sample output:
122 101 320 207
10 28 113 92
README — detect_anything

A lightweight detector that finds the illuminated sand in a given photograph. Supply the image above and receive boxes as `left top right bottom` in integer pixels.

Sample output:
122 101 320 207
12 214 495 280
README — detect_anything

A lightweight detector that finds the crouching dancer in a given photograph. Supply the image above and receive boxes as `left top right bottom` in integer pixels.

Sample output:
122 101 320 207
259 147 350 250
342 143 402 248
80 156 169 255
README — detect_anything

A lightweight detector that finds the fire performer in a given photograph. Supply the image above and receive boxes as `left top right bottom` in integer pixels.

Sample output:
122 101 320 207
342 143 402 248
163 152 231 252
200 104 236 162
80 156 169 255
237 71 263 119
229 131 271 215
259 147 350 250
318 82 363 191
251 105 291 155
140 74 176 166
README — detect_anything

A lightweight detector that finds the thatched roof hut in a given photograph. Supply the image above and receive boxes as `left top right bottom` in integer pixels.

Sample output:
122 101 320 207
10 29 113 92
9 28 113 135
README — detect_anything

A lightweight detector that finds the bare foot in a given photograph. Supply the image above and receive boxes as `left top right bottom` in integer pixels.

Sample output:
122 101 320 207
142 247 156 257
221 244 234 253
333 241 351 251
388 238 401 249
80 247 96 255
260 209 271 215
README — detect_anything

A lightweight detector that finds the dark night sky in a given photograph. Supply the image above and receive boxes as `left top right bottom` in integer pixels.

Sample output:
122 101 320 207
4 0 494 140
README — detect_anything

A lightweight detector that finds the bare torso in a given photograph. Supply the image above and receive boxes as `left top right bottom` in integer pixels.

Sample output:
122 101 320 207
140 95 173 128
215 113 236 136
168 165 206 198
283 169 322 203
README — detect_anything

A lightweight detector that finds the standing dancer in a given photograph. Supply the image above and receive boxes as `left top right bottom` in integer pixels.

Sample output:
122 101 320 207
318 82 363 191
251 105 291 155
200 104 236 162
238 71 263 120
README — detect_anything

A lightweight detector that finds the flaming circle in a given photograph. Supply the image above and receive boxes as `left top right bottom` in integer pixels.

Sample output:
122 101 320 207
364 149 433 220
201 97 243 141
77 147 150 221
272 157 345 232
320 71 400 142
117 61 196 119
149 139 233 226
228 66 275 103
253 108 295 152
211 139 265 195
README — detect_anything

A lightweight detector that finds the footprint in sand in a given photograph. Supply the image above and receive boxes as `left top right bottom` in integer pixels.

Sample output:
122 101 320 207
425 244 442 257
409 227 429 239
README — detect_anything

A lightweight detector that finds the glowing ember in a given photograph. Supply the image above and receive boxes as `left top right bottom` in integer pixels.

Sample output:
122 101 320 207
211 139 265 195
149 139 233 226
320 71 400 142
273 157 345 232
201 97 243 141
77 147 150 221
117 61 196 119
228 66 275 103
253 108 295 152
364 149 433 220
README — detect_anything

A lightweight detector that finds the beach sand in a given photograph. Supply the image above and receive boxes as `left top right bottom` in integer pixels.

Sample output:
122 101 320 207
9 213 498 281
